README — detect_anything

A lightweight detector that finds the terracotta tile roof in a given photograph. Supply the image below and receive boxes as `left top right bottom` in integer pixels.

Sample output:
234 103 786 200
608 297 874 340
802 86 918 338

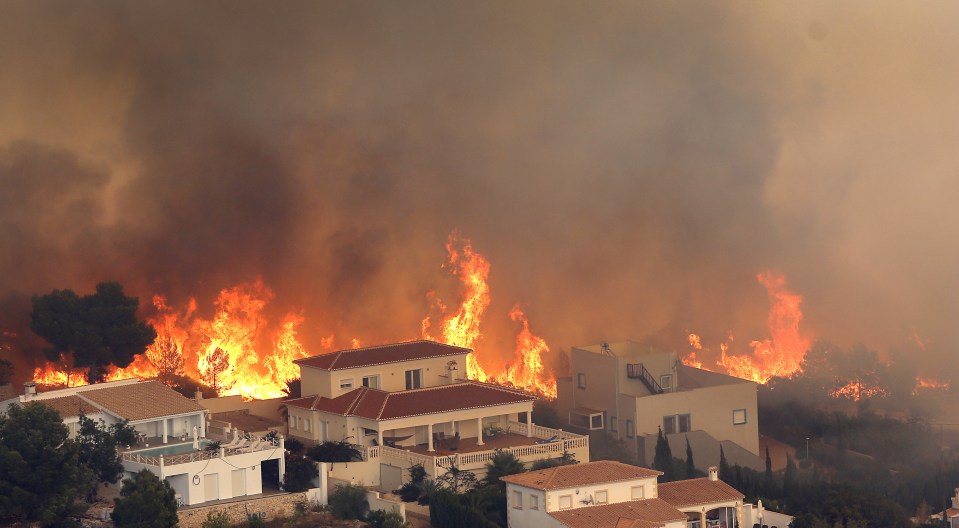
501 461 662 490
548 498 686 528
657 478 744 507
285 381 535 420
79 380 205 422
294 340 469 371
31 395 100 419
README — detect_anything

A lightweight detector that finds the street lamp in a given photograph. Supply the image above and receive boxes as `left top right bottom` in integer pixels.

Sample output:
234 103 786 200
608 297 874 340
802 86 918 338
805 437 810 461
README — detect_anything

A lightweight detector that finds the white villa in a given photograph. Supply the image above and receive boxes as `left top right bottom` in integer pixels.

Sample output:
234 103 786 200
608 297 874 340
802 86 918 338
285 341 590 488
555 341 763 471
502 461 747 528
1 378 286 506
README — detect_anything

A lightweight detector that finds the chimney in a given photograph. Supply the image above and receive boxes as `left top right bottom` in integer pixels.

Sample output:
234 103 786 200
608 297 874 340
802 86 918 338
708 466 718 481
23 382 36 399
194 389 203 401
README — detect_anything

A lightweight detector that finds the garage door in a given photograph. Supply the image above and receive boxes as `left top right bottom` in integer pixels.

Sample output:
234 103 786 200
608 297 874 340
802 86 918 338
380 464 402 492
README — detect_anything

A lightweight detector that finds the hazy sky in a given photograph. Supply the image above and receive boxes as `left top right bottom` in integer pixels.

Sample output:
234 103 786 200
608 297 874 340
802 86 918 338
2 1 958 378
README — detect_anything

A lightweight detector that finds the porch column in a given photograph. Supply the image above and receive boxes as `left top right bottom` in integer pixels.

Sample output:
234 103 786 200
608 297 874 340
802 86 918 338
377 429 384 447
162 419 168 444
525 411 532 437
699 508 705 528
199 413 206 438
427 423 435 452
476 418 484 446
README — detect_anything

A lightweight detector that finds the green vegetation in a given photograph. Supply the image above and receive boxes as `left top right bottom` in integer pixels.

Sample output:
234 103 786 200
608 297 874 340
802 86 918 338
76 413 138 500
111 470 178 528
201 511 231 528
328 483 369 520
0 402 91 526
365 509 411 528
306 440 361 463
30 282 156 384
282 453 318 492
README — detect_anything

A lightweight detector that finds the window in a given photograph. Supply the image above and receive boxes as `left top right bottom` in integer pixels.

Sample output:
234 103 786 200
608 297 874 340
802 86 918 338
289 416 297 429
631 485 645 500
529 494 539 510
660 374 673 393
339 378 354 390
733 408 747 425
362 428 377 437
362 375 380 389
405 369 422 390
512 490 523 509
678 413 691 433
590 414 604 429
577 373 586 389
626 419 635 438
559 495 572 510
302 419 311 432
595 490 608 505
663 415 676 435
610 416 618 433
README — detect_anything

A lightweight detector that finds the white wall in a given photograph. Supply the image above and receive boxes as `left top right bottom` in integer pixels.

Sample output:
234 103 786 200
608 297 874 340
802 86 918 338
299 352 469 399
543 477 658 512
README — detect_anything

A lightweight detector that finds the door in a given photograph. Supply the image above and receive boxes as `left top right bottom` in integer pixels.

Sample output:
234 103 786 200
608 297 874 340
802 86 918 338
204 473 219 502
231 469 246 497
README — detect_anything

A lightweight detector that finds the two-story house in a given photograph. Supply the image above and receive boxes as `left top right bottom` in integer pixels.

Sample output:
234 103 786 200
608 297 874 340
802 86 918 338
285 341 590 488
1 379 286 506
555 341 762 471
502 461 745 528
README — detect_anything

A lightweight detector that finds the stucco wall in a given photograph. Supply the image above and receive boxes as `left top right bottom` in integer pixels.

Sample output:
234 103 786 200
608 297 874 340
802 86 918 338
299 352 469 399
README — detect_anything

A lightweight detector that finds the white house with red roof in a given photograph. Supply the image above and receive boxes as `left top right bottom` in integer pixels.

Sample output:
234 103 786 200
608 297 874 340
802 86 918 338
502 461 749 528
1 379 287 507
286 341 590 488
932 488 959 528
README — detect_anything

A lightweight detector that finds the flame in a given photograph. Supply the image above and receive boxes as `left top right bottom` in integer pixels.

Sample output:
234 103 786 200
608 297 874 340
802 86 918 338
681 273 810 384
421 232 557 397
33 232 558 399
830 380 887 401
914 377 949 393
422 232 493 381
496 306 558 399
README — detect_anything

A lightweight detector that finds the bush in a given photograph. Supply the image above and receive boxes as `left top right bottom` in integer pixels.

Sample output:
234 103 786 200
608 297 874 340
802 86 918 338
329 483 369 520
366 509 411 528
283 455 318 492
111 470 178 528
247 514 266 528
398 482 421 502
201 511 231 528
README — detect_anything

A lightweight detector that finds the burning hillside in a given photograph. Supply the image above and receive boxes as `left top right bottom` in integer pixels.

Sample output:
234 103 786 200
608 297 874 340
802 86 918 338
32 232 560 399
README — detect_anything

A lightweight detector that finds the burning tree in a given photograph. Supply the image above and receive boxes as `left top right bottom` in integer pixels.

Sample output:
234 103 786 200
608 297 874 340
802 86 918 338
150 335 184 379
200 347 233 393
30 282 157 384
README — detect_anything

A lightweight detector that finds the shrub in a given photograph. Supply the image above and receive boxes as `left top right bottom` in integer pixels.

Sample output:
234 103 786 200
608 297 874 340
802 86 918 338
329 483 369 520
366 509 411 528
201 511 231 528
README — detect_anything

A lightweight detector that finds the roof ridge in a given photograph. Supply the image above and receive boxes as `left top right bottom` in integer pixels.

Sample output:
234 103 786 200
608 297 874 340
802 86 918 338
297 340 473 365
346 387 370 415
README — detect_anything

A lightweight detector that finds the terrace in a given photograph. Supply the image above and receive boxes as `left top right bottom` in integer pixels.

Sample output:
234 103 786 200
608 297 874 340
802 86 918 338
358 421 589 478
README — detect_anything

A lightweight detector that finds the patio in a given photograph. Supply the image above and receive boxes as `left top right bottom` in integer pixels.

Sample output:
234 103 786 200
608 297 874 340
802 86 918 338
402 432 542 456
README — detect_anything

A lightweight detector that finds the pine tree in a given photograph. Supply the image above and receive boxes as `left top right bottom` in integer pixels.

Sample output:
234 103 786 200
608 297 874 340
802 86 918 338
719 445 731 482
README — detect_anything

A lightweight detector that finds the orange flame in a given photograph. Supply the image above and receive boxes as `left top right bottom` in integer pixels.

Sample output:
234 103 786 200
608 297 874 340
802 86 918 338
830 380 888 401
914 377 949 393
422 233 557 397
422 233 493 381
684 272 810 384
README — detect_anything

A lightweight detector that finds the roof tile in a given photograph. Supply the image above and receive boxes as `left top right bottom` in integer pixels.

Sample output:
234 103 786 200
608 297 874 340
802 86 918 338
657 478 744 507
548 498 686 528
501 460 661 490
294 340 469 371
79 380 205 422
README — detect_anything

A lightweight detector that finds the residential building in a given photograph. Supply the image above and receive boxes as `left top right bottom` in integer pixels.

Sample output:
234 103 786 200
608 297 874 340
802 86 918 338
286 341 590 489
555 341 762 470
932 488 959 528
1 379 286 506
502 461 746 528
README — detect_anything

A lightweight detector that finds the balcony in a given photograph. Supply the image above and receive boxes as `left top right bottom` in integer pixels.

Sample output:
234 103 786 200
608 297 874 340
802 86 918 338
357 422 588 477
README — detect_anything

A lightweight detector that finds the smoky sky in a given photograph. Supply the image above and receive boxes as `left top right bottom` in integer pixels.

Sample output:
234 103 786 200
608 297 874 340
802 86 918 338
2 1 958 380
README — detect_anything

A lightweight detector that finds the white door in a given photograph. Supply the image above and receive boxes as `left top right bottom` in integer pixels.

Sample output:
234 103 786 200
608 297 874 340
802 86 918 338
231 469 246 497
204 473 219 502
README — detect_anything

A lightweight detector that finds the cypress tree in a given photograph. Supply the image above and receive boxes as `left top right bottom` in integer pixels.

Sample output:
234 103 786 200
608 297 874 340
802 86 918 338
685 436 695 478
718 445 731 482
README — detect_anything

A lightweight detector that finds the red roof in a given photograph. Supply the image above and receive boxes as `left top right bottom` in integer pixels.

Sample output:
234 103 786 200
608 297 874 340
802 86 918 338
285 381 535 420
548 498 686 528
294 340 470 371
657 478 744 507
502 460 661 490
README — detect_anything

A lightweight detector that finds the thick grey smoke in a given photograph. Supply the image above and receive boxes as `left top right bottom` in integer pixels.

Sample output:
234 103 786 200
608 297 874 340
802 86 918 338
2 1 958 382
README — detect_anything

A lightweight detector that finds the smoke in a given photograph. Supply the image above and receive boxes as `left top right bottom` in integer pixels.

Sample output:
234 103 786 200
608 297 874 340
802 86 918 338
2 1 958 381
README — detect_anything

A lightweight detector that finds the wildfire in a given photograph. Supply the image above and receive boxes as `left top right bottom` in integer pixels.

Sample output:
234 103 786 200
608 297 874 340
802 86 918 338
684 272 810 384
33 279 313 399
914 377 950 393
422 233 558 398
830 380 888 401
